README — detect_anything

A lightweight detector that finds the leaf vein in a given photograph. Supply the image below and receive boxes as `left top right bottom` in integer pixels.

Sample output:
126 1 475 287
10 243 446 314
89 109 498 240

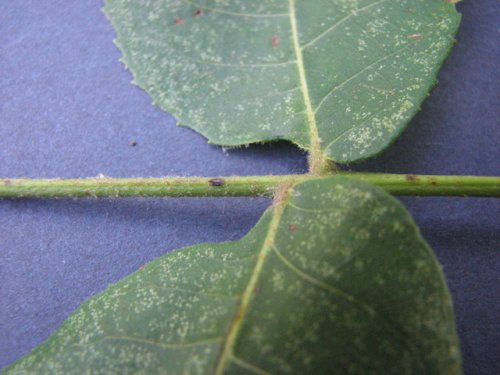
272 245 363 308
289 0 323 170
230 355 273 375
301 0 391 50
213 189 291 374
324 99 397 152
313 45 410 115
271 245 426 365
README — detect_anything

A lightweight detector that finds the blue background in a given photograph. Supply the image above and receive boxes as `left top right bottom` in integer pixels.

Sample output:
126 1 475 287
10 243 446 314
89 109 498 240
1 1 498 373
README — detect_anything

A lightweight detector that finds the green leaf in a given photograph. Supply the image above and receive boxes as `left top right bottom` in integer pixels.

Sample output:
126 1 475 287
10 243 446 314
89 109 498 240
5 176 461 374
103 0 460 163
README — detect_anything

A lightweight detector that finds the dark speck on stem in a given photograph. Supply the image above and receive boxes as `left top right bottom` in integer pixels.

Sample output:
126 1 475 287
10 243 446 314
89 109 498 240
209 178 225 187
405 175 418 182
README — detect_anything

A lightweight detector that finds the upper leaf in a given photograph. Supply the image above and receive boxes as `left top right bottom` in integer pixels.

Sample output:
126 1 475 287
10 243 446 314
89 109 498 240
104 0 460 163
5 176 461 374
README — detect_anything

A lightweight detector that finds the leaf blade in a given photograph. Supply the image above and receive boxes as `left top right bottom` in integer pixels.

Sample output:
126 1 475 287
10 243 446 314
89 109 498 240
104 0 460 162
5 177 461 374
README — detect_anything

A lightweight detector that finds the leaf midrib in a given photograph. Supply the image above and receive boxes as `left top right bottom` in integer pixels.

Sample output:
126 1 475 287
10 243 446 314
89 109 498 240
213 188 291 374
289 0 398 171
288 0 324 173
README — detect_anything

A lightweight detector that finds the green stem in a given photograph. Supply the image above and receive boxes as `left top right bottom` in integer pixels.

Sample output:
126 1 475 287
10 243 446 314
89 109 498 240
0 174 498 199
0 176 288 198
348 173 500 197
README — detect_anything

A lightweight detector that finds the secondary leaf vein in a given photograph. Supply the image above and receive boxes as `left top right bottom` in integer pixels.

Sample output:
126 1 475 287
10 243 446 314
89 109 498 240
314 45 410 114
272 245 363 308
301 0 391 50
230 355 273 375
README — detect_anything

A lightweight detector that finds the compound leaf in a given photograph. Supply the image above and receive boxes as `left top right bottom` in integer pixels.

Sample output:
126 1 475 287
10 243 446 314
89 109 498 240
5 177 461 374
104 0 460 162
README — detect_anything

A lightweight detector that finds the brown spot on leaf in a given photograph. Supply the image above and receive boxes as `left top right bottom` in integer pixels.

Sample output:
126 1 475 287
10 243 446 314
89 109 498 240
408 33 422 41
289 224 298 233
194 8 204 17
139 265 145 271
405 175 418 182
271 35 280 48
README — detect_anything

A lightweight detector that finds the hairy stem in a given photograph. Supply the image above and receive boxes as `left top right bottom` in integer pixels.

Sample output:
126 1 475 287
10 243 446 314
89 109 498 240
0 174 498 198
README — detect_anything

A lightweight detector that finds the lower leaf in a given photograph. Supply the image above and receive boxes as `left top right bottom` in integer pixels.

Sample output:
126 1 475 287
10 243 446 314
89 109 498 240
4 176 461 374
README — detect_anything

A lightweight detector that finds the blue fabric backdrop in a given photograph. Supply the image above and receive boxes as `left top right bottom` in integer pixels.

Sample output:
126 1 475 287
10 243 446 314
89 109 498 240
1 1 498 373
